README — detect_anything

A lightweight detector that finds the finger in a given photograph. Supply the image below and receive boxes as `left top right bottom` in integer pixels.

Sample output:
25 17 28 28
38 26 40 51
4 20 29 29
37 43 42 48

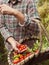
0 8 1 11
0 4 4 9
1 9 3 14
14 47 21 53
0 5 2 8
16 41 20 46
14 47 19 51
0 8 2 14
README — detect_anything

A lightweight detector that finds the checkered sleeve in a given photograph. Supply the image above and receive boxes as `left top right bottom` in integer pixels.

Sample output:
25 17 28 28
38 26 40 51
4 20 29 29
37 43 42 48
19 0 40 26
0 14 13 41
26 0 40 22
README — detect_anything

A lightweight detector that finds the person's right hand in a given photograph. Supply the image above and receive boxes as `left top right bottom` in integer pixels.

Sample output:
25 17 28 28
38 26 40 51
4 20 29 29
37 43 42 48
11 41 21 52
7 37 20 52
7 37 27 53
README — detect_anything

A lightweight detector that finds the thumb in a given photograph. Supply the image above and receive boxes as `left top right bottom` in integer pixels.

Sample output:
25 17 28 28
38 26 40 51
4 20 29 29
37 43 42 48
14 47 21 53
14 47 18 51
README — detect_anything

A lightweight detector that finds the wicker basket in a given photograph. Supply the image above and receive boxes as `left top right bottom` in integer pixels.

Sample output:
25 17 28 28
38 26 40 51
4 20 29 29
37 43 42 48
7 21 49 65
8 49 34 65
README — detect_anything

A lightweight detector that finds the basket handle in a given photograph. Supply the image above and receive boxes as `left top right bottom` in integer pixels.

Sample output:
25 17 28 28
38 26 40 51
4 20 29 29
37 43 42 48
35 20 49 56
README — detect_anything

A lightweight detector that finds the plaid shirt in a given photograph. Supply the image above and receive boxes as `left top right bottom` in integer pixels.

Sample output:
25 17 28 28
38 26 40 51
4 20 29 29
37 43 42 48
0 0 40 50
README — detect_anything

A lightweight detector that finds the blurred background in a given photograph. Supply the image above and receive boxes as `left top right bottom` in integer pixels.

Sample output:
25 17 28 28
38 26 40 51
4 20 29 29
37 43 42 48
0 0 49 65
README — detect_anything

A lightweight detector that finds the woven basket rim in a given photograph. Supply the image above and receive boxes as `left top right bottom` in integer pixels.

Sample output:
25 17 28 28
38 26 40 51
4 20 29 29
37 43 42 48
8 48 35 65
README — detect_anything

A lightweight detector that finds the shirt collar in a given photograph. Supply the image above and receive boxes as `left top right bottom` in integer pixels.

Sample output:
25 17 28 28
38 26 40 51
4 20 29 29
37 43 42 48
7 0 22 3
7 0 22 2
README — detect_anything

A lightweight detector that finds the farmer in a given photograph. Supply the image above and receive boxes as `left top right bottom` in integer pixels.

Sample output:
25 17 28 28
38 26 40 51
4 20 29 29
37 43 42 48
0 0 40 52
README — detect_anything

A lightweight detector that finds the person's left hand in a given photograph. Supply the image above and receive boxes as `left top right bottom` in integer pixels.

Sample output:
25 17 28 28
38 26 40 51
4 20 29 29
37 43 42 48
0 4 14 15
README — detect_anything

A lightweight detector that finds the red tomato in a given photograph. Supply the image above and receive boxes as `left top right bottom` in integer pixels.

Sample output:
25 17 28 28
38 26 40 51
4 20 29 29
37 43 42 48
24 55 27 59
19 55 24 61
20 58 24 61
17 44 27 53
21 45 27 49
17 45 20 48
21 45 25 48
26 53 32 57
19 47 22 51
20 55 24 59
13 59 20 64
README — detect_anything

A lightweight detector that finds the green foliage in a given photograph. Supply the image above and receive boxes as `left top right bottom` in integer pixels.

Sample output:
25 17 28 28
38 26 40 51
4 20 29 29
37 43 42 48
31 35 49 52
0 34 7 64
41 36 49 52
32 40 40 52
37 0 49 34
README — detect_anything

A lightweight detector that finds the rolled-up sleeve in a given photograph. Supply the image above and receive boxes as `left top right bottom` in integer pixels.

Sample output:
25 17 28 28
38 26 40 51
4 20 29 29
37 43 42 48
19 0 41 26
0 14 13 40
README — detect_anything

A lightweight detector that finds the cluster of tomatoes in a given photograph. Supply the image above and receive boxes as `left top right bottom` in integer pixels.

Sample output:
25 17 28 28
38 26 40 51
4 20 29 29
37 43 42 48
13 52 32 64
12 44 39 64
13 48 32 64
17 44 27 52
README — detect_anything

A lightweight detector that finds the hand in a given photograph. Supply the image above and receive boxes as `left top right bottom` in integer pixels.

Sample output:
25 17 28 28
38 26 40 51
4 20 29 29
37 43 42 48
12 41 21 52
0 4 25 23
0 4 14 15
7 37 21 52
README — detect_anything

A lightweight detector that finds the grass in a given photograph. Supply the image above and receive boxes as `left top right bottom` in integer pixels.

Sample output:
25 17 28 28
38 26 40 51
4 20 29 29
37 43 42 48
37 60 49 65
